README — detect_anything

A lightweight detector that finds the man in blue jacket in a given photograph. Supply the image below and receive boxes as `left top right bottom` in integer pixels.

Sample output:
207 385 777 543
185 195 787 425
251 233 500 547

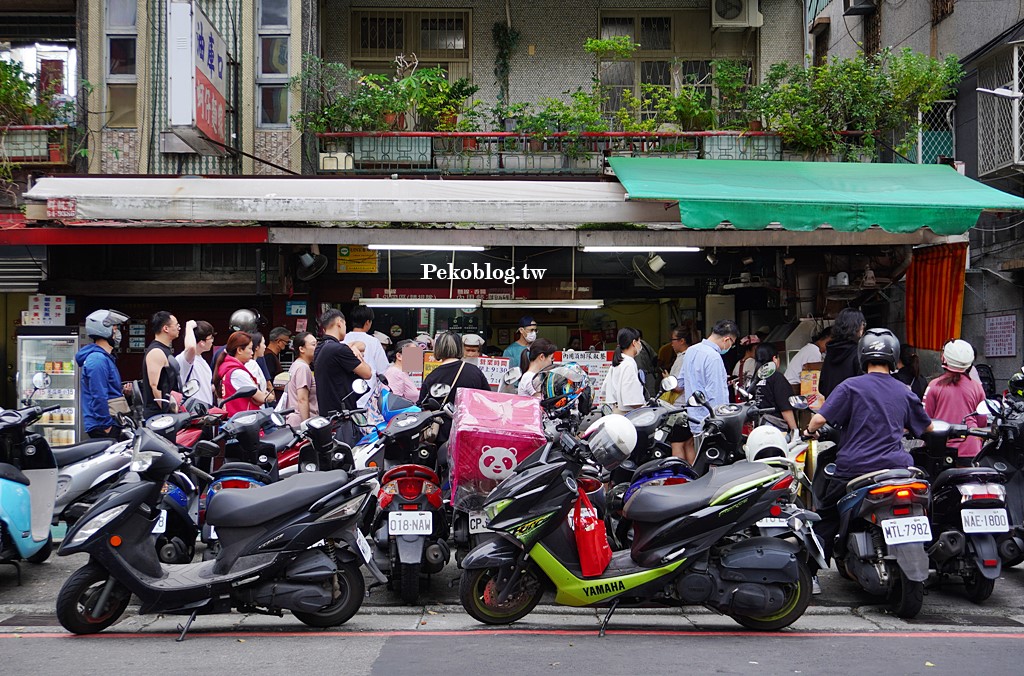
75 309 129 439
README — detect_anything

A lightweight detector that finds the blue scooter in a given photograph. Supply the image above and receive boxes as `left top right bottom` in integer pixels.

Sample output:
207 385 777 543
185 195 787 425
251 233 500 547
1 373 61 580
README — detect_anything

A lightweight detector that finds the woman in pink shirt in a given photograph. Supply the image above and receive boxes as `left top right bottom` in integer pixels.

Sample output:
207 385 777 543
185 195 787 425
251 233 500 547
285 331 318 428
923 339 986 462
383 339 420 402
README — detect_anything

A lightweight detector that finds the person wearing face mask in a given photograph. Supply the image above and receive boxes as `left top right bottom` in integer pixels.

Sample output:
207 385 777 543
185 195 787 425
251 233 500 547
679 319 739 463
76 309 130 440
503 315 538 368
602 328 647 414
518 338 557 397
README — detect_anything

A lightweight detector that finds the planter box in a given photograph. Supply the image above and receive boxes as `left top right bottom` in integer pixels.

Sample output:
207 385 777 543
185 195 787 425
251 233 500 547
318 152 354 171
500 151 563 172
435 152 499 173
1 129 48 161
353 136 431 166
782 150 842 162
703 135 782 161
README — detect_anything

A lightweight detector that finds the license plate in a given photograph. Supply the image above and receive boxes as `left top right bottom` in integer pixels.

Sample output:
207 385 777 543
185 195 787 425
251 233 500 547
152 509 167 534
756 517 789 528
388 511 433 535
469 511 493 535
881 516 932 545
354 530 372 563
961 508 1009 534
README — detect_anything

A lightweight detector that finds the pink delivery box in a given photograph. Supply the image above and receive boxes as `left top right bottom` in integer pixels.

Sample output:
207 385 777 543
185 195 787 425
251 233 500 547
449 388 546 510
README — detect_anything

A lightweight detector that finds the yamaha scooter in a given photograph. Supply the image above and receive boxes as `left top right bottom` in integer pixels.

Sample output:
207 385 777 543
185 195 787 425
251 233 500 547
55 425 386 638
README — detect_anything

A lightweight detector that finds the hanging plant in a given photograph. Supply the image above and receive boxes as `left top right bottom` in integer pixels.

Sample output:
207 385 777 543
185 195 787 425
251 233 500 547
492 22 521 111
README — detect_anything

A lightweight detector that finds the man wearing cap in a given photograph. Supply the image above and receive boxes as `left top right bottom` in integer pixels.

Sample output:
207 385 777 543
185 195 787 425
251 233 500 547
462 333 485 359
503 316 537 369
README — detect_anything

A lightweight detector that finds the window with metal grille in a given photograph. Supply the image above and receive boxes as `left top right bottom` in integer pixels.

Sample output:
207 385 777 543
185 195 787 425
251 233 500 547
105 0 137 128
813 27 830 68
257 0 290 127
351 9 471 71
932 0 954 25
863 10 881 57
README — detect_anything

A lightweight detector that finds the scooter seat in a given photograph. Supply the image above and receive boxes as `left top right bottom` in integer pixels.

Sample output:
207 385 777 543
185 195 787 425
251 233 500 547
216 462 274 484
206 470 350 528
51 439 117 467
846 468 919 492
623 462 780 523
932 466 1005 492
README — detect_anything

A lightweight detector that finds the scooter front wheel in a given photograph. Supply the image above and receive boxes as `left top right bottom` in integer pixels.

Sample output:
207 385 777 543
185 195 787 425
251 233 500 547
56 564 132 634
732 563 812 631
459 564 545 625
291 561 365 628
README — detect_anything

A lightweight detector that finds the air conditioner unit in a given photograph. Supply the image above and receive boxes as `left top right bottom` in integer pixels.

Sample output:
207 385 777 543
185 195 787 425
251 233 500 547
843 0 877 16
711 0 764 30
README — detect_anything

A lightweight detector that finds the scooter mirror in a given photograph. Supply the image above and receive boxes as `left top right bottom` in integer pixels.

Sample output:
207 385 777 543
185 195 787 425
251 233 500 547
687 391 707 408
31 372 50 390
182 379 201 398
350 412 368 427
270 412 287 427
222 385 257 403
503 367 522 384
978 399 1003 416
352 379 370 395
788 395 810 410
273 372 291 389
756 362 777 380
660 375 678 393
194 440 220 458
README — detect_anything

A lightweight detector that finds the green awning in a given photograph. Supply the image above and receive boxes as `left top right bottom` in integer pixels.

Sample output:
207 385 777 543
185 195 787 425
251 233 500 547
608 158 1024 235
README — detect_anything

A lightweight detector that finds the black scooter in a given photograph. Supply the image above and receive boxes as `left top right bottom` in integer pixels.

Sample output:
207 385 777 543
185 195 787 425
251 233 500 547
55 426 386 639
972 396 1024 566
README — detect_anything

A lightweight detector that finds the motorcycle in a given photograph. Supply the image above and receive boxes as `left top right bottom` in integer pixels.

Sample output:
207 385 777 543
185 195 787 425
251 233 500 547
459 415 821 634
914 420 1008 603
971 396 1024 566
55 425 386 638
689 390 778 476
814 436 932 618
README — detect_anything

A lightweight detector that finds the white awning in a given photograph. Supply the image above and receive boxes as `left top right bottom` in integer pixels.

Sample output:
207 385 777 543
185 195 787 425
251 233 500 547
25 176 678 224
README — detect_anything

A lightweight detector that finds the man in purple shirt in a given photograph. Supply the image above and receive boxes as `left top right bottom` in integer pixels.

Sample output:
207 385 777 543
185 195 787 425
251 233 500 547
680 319 738 463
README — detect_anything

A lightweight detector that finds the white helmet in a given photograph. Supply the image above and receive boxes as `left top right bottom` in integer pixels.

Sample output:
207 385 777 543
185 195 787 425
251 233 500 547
582 414 636 471
942 339 974 373
744 425 788 462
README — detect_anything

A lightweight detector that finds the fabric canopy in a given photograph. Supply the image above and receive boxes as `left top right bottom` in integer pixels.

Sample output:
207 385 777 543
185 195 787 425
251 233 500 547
906 242 968 352
608 158 1024 235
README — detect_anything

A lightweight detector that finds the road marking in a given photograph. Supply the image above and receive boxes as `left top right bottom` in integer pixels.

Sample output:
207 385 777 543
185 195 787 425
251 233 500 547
2 629 1024 640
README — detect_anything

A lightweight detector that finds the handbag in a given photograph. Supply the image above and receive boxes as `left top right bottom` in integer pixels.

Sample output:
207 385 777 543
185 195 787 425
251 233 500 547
421 361 465 444
574 487 612 577
108 395 130 417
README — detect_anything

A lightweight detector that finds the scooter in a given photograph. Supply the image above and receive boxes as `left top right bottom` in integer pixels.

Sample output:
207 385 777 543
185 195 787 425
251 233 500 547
915 420 1008 603
972 396 1024 566
55 425 386 638
460 416 822 634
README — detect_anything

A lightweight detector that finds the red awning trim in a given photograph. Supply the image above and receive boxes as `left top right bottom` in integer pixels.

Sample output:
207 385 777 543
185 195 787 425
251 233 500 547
0 226 269 246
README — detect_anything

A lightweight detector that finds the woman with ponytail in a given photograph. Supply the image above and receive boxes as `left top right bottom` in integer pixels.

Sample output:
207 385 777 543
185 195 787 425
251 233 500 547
601 327 645 414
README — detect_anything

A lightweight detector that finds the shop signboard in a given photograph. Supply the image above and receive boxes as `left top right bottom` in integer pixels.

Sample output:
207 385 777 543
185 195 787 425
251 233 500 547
167 0 228 155
337 245 379 274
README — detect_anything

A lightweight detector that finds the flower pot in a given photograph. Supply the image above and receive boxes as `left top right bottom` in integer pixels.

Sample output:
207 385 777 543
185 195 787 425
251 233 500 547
48 143 62 163
747 120 764 132
439 113 459 130
383 112 406 130
527 138 543 152
463 137 478 151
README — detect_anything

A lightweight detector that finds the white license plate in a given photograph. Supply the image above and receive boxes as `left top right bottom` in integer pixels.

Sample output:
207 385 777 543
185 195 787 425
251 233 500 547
469 511 493 535
152 509 167 534
881 516 932 545
354 530 373 563
388 511 433 535
756 517 789 529
961 508 1009 534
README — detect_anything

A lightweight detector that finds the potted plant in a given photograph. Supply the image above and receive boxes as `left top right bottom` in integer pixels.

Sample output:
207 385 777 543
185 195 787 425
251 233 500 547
410 70 480 131
1 60 56 161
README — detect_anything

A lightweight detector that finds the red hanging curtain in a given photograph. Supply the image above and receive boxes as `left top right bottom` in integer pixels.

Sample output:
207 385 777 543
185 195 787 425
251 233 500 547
905 242 968 352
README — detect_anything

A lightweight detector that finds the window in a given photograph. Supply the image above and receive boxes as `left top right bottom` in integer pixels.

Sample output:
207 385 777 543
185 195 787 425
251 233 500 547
258 0 290 127
105 0 137 127
812 26 830 68
863 9 881 57
351 9 471 75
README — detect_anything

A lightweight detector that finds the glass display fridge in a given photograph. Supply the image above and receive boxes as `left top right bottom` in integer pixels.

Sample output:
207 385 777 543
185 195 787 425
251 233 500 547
16 326 82 446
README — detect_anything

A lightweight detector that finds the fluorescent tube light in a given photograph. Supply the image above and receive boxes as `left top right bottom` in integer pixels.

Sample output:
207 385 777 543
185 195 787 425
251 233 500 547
581 246 700 253
361 298 482 309
367 244 485 251
481 299 604 310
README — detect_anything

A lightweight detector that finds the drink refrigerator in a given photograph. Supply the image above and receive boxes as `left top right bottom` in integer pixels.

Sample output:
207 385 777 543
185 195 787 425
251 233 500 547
16 326 83 446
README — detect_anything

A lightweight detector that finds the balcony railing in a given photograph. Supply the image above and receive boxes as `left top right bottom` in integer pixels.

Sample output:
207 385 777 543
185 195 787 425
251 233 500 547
314 130 880 176
0 125 73 165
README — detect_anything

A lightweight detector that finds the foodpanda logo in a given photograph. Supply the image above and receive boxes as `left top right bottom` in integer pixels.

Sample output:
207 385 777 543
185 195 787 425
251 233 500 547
479 446 518 480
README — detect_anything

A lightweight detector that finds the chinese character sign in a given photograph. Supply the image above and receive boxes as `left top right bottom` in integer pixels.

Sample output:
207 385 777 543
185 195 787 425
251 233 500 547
192 4 227 144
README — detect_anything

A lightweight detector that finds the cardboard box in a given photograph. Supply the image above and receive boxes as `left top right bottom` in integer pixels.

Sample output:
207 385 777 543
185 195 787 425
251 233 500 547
800 366 823 410
449 388 546 510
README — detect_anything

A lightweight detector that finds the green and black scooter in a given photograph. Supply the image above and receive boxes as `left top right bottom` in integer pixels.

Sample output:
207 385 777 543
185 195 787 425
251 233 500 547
458 415 824 634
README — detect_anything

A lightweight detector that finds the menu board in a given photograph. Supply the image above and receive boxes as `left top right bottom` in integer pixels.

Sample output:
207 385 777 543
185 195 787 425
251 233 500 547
985 314 1017 358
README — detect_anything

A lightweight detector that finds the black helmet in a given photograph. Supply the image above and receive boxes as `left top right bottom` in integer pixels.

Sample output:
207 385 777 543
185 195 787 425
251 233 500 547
1009 370 1024 398
858 327 900 370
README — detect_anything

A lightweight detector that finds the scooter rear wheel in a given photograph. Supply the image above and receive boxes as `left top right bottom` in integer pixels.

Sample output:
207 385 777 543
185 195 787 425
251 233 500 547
964 571 995 604
398 562 421 605
732 563 812 631
888 570 924 619
292 561 365 628
56 564 132 634
459 564 545 625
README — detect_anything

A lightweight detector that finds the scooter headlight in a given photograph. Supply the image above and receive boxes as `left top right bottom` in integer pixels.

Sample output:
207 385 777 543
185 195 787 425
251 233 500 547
67 504 129 546
130 451 161 473
484 498 513 522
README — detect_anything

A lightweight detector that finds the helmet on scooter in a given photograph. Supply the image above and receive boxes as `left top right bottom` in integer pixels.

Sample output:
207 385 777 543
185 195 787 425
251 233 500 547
744 425 788 462
229 308 261 333
581 414 636 471
858 327 900 370
1009 370 1024 399
85 309 129 345
941 339 975 373
535 363 590 415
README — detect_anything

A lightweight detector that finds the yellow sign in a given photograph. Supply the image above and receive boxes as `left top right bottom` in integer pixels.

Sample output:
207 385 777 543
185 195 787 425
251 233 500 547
337 245 378 274
422 353 441 379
